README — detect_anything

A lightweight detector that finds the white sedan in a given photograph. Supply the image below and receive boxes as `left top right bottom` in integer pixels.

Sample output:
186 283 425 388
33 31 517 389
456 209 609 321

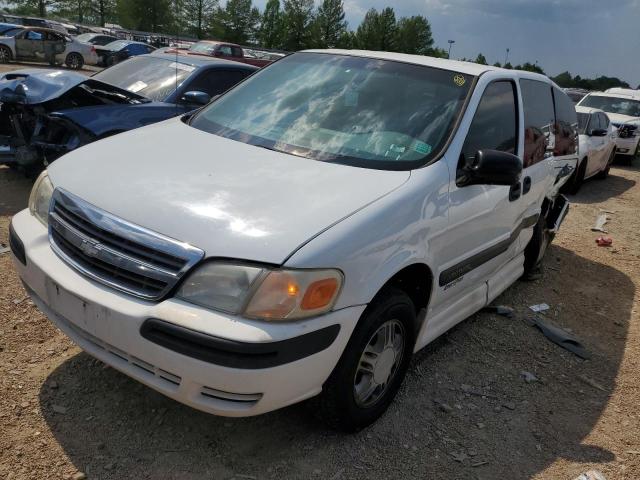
564 106 617 193
0 26 98 69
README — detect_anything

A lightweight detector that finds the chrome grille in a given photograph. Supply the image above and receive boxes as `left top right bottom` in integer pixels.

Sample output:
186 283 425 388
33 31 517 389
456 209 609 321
48 188 204 300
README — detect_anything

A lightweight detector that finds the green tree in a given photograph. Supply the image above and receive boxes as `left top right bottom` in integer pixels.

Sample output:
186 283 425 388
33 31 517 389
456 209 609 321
281 0 314 50
519 62 544 74
493 61 502 67
313 0 347 48
427 46 448 58
7 0 55 17
355 7 396 51
218 0 261 44
503 62 513 69
259 0 283 48
117 0 175 32
179 0 218 38
395 15 433 55
474 53 487 65
90 0 117 27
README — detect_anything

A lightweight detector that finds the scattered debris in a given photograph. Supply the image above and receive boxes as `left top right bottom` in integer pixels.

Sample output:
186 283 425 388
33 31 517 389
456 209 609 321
71 473 87 480
591 213 610 233
12 296 28 305
529 303 550 313
471 461 489 468
526 316 590 359
0 245 9 255
595 236 613 247
577 375 606 392
481 305 515 318
573 470 607 480
520 371 539 383
450 452 467 463
502 401 516 410
433 399 453 413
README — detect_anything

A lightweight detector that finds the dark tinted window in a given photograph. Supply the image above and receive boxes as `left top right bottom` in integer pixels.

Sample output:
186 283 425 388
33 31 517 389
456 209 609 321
231 47 243 57
462 81 517 162
185 69 251 97
553 87 578 156
520 79 554 167
591 113 601 130
218 45 233 56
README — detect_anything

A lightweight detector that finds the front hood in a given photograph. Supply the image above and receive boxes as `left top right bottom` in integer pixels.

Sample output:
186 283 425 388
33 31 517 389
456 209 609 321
53 102 179 137
48 118 410 264
0 69 87 104
606 112 640 126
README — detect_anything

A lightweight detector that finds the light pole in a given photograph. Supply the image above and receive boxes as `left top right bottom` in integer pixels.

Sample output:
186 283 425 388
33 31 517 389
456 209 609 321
504 48 510 65
448 40 455 59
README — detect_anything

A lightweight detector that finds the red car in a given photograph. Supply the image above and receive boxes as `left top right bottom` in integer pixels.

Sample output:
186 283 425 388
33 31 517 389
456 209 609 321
172 40 274 68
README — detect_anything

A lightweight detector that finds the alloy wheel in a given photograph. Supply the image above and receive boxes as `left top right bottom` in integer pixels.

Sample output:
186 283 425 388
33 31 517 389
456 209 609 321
353 319 405 408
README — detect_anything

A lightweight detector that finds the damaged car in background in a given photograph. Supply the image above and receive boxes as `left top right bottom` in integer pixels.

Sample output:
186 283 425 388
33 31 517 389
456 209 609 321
0 53 257 173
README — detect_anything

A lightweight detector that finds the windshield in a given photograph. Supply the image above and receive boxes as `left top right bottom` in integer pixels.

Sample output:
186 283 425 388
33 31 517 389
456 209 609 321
580 95 640 118
189 42 216 55
93 56 195 102
190 52 474 169
577 112 590 134
1 28 22 37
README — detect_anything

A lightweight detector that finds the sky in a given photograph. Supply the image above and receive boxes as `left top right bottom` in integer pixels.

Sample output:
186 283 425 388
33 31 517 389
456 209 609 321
254 0 640 87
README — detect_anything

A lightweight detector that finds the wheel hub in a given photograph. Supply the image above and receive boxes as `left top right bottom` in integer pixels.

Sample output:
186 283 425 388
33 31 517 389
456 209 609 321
373 348 395 384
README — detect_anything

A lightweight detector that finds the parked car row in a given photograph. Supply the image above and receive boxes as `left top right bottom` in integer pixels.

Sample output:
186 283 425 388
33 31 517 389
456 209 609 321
0 53 257 171
9 50 583 431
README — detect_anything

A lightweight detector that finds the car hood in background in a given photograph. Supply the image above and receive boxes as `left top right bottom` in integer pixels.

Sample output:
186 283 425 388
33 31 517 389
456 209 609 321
607 112 640 126
0 69 87 104
48 118 411 264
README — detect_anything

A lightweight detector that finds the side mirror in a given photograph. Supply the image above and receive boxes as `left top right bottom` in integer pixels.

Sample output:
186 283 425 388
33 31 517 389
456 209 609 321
589 128 608 137
181 90 211 106
457 149 523 187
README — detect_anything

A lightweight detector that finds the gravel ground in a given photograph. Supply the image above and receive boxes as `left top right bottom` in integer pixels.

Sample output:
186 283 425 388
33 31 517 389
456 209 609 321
0 64 639 480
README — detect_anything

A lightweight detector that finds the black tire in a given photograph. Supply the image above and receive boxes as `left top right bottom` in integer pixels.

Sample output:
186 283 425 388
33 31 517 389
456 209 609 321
0 45 12 63
65 52 84 70
106 55 117 67
595 150 615 179
314 287 417 432
563 158 587 195
523 207 554 279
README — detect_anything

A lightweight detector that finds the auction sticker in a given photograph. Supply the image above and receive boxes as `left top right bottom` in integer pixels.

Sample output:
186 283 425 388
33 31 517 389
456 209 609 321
413 141 432 155
453 74 466 87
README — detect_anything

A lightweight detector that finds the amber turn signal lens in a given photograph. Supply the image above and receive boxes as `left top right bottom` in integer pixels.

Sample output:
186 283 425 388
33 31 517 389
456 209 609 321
301 278 339 310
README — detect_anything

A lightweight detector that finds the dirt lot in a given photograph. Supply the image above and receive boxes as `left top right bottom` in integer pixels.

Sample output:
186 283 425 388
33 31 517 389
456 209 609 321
0 64 639 480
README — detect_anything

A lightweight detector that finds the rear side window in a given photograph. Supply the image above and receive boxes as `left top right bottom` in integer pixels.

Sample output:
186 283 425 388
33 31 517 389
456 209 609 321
231 47 243 57
520 79 554 167
218 45 233 56
462 81 517 162
553 87 578 156
599 113 609 129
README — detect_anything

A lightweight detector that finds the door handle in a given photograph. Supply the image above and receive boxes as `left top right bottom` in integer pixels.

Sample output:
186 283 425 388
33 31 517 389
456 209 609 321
522 176 532 195
509 182 521 201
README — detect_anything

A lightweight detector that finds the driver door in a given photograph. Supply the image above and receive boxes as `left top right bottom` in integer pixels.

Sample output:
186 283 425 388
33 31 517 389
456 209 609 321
15 30 43 59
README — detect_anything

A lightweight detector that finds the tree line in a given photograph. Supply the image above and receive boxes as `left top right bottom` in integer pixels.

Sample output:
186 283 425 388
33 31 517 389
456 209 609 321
4 0 636 90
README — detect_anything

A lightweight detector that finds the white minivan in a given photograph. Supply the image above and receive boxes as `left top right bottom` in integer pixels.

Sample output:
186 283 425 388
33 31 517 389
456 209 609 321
10 50 577 430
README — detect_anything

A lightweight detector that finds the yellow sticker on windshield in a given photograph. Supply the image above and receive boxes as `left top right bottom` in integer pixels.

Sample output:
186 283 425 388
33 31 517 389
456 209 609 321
453 75 466 87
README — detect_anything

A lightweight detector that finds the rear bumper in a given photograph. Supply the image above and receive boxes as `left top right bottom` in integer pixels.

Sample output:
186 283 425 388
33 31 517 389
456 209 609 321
10 209 363 416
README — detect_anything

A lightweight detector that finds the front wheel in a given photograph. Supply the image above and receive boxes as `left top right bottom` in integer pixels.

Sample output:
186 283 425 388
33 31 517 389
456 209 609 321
65 52 84 70
315 288 416 431
0 45 12 63
563 158 587 195
595 150 615 179
523 208 554 280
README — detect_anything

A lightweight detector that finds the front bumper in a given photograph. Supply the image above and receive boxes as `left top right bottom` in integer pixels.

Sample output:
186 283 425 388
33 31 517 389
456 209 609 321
10 209 363 417
614 136 639 156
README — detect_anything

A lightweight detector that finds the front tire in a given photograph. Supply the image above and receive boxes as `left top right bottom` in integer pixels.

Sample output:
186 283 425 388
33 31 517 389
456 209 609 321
0 45 12 63
595 150 615 179
315 288 416 431
563 158 587 195
523 207 554 279
65 52 84 70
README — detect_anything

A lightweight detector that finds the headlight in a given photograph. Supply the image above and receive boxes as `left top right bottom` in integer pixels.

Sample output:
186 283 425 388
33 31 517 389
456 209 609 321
28 171 54 226
177 262 343 321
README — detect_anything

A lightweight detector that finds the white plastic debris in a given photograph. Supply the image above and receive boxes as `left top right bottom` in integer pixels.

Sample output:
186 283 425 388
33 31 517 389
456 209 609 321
529 303 550 313
574 470 607 480
0 246 10 255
